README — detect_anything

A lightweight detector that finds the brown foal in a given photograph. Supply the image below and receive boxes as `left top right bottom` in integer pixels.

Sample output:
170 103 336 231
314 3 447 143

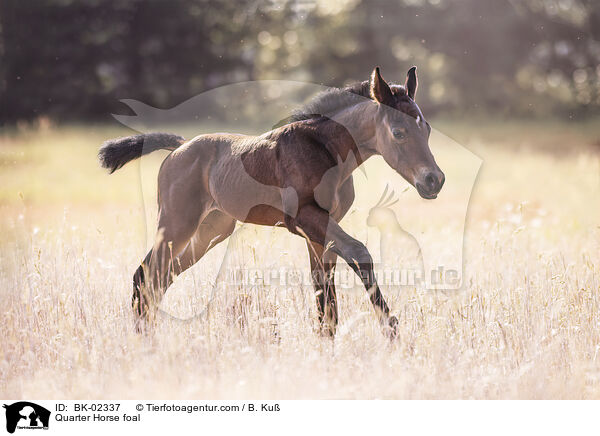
99 67 444 338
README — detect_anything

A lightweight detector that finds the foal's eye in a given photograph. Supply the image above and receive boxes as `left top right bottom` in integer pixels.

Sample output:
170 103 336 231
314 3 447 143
392 128 407 139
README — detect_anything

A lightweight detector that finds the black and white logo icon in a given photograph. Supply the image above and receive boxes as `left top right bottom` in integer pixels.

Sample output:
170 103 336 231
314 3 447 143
3 402 50 434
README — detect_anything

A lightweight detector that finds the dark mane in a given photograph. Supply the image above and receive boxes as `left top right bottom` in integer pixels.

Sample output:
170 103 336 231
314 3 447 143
289 81 371 123
279 80 408 127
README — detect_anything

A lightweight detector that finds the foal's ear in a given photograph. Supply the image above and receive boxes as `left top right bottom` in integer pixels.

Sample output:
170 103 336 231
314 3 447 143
405 66 418 100
370 67 394 106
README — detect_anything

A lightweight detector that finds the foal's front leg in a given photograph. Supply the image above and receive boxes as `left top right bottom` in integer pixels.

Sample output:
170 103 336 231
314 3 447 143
288 204 398 338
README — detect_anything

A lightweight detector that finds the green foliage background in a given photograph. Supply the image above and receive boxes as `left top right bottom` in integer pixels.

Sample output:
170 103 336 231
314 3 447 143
1 0 599 124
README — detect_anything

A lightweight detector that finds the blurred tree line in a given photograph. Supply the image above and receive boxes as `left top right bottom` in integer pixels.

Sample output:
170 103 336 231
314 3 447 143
0 0 599 125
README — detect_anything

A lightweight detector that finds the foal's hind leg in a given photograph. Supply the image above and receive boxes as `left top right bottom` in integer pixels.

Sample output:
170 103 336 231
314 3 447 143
172 210 236 275
132 204 204 325
132 209 235 325
306 241 338 337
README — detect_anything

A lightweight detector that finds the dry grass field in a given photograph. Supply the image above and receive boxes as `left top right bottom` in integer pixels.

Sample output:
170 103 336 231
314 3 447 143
1 118 599 399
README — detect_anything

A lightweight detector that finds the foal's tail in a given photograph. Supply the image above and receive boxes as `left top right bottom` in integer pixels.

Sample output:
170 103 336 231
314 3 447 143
98 132 185 173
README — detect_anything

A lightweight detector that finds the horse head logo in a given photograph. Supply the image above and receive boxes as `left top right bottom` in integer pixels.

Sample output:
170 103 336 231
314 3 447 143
3 402 50 434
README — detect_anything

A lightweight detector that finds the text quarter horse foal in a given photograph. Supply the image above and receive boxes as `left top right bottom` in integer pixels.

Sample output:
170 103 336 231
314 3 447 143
99 67 444 338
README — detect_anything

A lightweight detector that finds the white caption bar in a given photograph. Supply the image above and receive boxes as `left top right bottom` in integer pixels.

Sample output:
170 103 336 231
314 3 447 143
0 400 596 435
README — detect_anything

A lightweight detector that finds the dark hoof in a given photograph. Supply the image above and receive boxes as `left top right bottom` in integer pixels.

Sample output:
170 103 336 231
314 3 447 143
133 318 146 334
385 316 399 340
132 296 152 333
317 315 337 338
318 324 337 338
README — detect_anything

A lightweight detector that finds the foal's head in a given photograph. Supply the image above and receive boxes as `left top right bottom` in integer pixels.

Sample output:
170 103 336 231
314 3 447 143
369 67 444 199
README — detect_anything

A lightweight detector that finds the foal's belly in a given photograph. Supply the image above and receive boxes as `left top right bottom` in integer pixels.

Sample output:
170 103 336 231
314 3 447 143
208 165 289 224
241 204 287 226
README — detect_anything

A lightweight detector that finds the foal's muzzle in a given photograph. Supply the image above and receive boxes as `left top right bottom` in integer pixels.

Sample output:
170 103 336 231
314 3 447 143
416 169 445 199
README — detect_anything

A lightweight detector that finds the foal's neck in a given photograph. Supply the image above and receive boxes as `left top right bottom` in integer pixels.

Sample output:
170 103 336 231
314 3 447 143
327 100 379 176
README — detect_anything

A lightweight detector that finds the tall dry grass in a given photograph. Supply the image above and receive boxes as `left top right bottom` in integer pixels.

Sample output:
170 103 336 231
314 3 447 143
0 120 599 399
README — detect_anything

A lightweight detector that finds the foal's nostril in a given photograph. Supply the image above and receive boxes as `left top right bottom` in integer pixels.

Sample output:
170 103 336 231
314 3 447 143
425 173 436 191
